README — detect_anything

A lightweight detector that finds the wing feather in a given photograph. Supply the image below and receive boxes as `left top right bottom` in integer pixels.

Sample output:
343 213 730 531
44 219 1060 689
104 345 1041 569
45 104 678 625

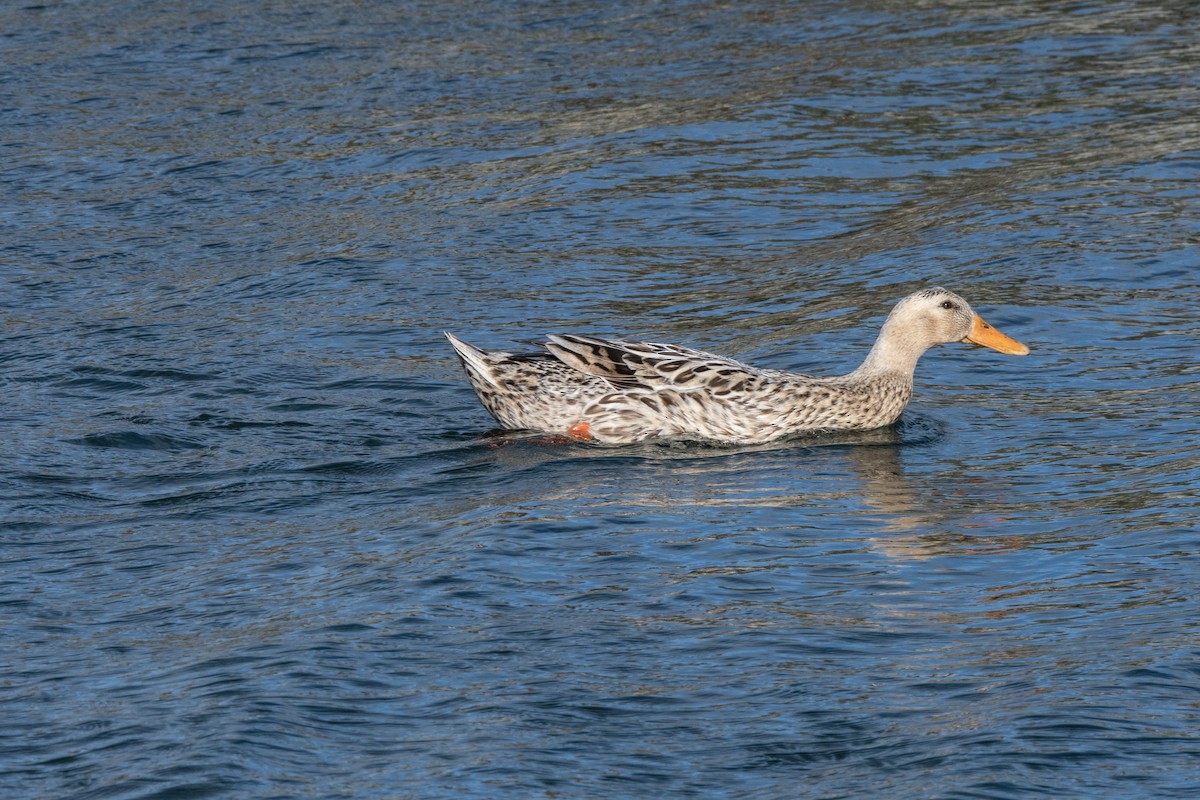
544 334 763 391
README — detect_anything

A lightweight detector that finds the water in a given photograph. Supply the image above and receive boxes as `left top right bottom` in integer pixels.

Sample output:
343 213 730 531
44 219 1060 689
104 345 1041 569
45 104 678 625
3 1 1199 797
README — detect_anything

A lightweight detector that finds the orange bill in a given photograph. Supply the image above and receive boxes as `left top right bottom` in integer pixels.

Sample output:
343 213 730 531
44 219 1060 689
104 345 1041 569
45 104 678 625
962 314 1029 355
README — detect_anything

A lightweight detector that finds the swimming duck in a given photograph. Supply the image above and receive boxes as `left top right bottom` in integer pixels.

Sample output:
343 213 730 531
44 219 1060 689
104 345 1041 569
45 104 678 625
446 287 1028 444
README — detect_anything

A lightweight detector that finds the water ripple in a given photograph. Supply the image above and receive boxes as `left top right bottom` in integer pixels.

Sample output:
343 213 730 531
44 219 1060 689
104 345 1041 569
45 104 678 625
3 1 1200 799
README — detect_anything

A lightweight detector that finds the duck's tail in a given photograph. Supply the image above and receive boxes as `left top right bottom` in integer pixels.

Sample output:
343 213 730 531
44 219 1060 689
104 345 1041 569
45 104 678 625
445 332 499 390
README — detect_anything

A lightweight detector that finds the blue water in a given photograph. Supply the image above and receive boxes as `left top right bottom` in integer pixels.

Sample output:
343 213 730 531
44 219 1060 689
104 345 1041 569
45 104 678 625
3 1 1200 798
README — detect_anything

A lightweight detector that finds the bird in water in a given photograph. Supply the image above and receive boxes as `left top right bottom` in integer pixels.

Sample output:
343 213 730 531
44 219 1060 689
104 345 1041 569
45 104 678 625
446 287 1029 445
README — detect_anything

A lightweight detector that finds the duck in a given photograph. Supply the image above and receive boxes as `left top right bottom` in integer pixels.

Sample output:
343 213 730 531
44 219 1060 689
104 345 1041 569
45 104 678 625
446 287 1029 444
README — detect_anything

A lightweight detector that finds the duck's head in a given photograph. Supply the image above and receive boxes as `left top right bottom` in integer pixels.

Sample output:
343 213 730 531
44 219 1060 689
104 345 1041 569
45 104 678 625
887 287 1029 356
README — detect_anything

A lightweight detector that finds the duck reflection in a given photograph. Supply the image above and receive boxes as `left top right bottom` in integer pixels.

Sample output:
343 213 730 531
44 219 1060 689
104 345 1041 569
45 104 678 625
459 413 988 561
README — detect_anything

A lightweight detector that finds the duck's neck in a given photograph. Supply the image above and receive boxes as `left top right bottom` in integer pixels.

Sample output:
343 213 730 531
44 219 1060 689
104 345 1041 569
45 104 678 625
845 318 927 380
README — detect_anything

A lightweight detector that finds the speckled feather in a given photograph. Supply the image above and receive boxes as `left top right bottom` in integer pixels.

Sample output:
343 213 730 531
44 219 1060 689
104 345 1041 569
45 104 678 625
446 288 1028 444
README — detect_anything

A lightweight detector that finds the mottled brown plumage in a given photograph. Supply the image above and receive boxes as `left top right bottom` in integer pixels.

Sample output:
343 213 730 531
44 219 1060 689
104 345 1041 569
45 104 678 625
447 288 1028 444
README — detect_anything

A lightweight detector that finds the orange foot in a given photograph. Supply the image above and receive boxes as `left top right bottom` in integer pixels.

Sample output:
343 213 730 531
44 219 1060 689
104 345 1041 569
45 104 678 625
517 422 595 446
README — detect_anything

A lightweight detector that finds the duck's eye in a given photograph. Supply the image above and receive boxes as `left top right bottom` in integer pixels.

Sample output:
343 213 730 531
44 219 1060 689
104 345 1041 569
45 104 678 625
941 300 956 310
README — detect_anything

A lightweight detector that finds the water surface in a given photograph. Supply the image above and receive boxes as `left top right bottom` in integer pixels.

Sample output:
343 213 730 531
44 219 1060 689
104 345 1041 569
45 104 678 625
3 1 1199 798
